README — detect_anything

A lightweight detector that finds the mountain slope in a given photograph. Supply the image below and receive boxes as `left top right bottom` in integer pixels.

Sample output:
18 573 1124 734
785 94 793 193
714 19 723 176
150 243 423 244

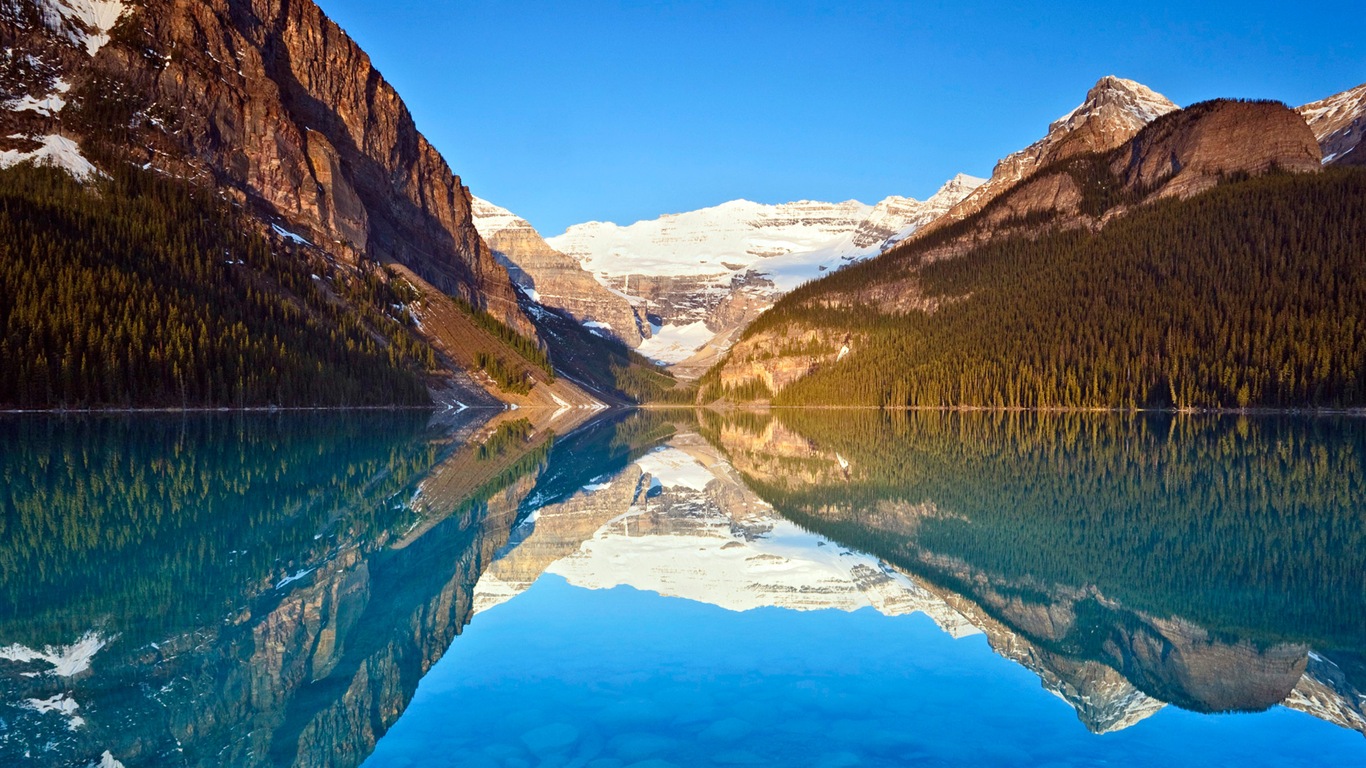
0 0 655 407
3 0 527 332
474 177 979 376
472 196 649 347
1298 82 1366 166
707 100 1359 409
918 75 1178 238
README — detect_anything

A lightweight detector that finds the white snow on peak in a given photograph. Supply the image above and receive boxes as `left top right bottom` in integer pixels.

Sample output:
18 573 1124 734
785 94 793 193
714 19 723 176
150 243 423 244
38 0 128 56
547 198 874 279
93 752 126 768
0 631 107 677
544 175 983 297
470 196 523 239
1297 82 1366 130
634 446 715 491
1051 75 1177 133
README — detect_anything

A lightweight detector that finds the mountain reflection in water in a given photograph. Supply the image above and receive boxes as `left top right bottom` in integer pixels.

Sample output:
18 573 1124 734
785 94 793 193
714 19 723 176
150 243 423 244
2 410 1364 767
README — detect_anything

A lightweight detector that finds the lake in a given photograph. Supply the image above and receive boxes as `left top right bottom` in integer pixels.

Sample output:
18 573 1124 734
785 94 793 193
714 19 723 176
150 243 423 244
2 409 1364 767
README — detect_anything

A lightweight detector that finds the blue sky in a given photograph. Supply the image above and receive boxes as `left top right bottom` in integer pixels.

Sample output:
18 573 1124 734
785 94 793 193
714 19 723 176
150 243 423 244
319 0 1363 235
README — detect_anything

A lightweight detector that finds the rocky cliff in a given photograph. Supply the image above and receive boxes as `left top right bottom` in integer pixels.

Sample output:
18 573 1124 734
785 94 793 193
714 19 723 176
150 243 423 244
472 197 649 347
2 0 529 334
1114 99 1322 199
919 76 1177 237
1298 82 1366 166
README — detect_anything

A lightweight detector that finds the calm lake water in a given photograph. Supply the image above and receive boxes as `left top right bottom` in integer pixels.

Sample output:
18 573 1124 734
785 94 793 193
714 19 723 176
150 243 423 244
2 410 1364 767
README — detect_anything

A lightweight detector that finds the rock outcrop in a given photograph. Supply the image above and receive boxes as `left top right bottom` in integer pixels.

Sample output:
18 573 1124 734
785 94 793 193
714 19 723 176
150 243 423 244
473 197 649 346
1297 82 1366 166
920 76 1177 237
1115 99 1322 198
1 0 529 334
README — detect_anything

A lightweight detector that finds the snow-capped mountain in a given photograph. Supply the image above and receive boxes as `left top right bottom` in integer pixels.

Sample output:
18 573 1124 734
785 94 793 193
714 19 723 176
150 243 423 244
547 176 983 288
1297 82 1366 166
548 198 872 280
475 176 979 369
472 432 984 633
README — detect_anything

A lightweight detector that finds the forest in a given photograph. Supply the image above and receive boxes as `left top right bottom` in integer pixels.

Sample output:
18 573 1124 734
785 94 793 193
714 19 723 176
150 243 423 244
0 164 436 408
733 167 1366 409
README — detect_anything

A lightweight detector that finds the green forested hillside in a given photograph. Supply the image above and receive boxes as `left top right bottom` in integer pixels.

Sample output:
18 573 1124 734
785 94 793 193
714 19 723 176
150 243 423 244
739 168 1366 409
0 164 434 408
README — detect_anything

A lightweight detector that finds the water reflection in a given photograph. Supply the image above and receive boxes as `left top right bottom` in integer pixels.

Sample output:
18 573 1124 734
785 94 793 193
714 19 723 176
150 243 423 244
370 410 1366 767
3 410 1365 767
0 409 610 767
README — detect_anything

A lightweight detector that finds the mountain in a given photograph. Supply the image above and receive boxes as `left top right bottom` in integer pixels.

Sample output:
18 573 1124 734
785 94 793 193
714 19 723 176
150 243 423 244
0 0 661 408
919 76 1178 237
476 177 979 375
705 96 1359 409
1298 82 1366 166
472 197 649 347
3 0 522 328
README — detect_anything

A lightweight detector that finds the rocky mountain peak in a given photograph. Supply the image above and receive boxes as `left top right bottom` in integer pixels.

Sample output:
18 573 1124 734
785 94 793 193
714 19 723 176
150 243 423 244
472 195 649 346
1297 82 1366 166
1053 75 1179 134
926 172 988 206
920 76 1176 237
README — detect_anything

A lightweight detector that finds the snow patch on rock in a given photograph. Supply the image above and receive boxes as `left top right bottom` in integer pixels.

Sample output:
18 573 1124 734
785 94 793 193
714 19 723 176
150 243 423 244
0 631 107 677
0 134 98 179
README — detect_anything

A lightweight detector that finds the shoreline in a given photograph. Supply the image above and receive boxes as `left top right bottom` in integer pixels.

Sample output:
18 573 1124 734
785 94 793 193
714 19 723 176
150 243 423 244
4 404 1364 417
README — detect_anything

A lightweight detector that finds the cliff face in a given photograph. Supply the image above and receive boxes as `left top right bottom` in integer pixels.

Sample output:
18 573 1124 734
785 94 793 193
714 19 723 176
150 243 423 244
473 197 649 346
1 0 529 333
1115 100 1322 198
1298 82 1366 166
921 76 1177 237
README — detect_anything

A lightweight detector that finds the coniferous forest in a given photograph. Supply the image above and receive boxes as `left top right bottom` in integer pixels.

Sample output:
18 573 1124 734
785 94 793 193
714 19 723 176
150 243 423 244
0 164 435 408
736 168 1366 409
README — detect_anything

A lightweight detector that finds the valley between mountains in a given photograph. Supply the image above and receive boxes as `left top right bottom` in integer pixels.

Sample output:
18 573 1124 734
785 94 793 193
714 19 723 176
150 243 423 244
2 0 1365 410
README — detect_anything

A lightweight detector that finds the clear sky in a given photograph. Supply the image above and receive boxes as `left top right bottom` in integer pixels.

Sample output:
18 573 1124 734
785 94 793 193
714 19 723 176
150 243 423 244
318 0 1362 235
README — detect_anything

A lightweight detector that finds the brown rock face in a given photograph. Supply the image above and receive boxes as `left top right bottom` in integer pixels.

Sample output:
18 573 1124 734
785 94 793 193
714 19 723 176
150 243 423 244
1115 100 1322 198
3 0 529 333
472 197 648 346
922 76 1178 237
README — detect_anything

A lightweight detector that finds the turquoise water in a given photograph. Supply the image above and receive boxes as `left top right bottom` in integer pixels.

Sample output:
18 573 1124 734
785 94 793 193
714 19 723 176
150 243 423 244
2 410 1364 767
368 576 1362 768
